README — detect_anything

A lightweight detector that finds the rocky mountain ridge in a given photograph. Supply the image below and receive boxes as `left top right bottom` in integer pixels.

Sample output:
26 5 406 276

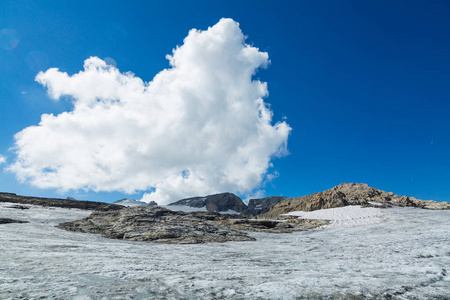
245 196 287 215
168 192 248 213
264 183 450 217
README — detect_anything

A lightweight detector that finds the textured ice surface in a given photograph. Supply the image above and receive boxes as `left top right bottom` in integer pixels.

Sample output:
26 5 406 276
1 202 449 299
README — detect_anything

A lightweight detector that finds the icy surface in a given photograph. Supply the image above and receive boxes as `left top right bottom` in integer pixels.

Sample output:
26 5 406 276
1 202 449 299
284 206 386 228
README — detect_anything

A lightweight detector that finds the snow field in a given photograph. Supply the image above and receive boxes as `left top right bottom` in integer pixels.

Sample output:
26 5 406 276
1 202 449 299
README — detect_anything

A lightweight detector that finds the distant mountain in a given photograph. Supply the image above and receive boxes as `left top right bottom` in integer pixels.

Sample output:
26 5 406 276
113 198 157 207
0 192 122 211
264 183 450 217
168 192 247 213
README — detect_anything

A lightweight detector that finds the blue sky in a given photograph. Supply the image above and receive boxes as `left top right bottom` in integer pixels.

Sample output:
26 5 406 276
1 0 449 203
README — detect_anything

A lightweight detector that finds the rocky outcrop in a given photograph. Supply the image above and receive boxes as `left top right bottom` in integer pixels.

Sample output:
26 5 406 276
0 192 123 211
57 206 256 244
244 196 287 215
264 183 450 217
169 192 247 213
220 217 330 233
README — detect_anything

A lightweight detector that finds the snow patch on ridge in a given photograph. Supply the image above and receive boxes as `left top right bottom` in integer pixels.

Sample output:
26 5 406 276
284 206 386 228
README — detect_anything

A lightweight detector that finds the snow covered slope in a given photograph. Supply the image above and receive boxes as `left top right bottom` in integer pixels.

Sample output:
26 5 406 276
284 205 386 228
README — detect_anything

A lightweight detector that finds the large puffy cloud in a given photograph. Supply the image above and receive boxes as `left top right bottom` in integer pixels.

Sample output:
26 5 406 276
8 18 291 204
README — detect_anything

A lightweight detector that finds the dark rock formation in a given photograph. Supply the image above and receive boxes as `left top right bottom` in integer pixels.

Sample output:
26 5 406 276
0 218 29 224
264 183 450 217
169 192 247 213
0 192 123 211
57 206 255 244
244 196 287 215
7 205 30 210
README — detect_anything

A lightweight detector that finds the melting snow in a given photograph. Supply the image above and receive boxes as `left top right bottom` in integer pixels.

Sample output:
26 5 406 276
284 205 386 228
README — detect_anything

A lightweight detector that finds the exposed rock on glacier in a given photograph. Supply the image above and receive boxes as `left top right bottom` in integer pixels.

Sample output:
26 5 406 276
57 206 329 243
57 206 256 244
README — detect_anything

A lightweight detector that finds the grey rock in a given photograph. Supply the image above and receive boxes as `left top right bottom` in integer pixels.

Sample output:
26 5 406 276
244 196 287 215
57 206 256 244
219 217 329 233
169 192 247 213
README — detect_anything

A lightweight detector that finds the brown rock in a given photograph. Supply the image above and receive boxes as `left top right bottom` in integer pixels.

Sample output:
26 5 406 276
264 183 450 217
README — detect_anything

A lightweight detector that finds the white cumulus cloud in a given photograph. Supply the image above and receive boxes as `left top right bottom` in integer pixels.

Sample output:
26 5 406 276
8 18 291 204
0 155 6 164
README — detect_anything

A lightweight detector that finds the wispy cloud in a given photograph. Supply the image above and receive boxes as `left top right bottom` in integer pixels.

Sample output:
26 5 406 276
8 18 291 204
0 155 6 165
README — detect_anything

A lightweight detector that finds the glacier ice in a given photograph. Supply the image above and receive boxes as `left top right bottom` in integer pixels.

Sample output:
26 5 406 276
1 202 449 299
